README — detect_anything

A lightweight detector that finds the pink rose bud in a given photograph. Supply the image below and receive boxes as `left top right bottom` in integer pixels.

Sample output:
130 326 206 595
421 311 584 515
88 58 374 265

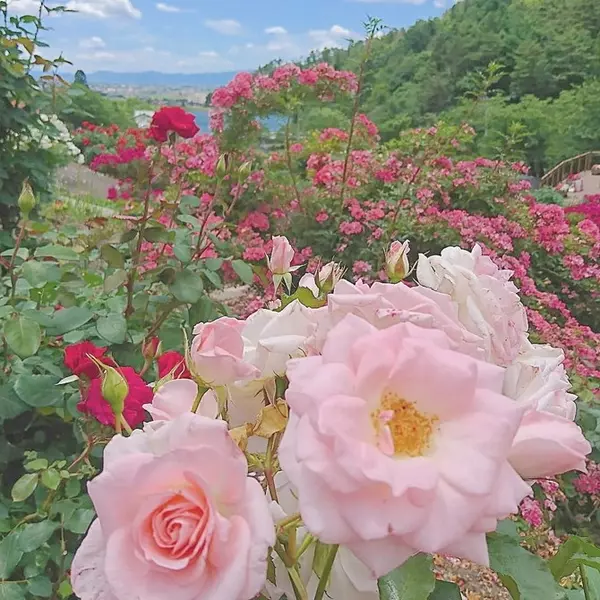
385 240 410 283
268 236 294 275
316 261 345 294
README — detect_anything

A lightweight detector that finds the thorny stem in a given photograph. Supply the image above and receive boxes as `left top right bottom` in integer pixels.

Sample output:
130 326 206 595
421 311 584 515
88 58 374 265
124 166 154 318
265 434 279 503
9 219 27 305
284 115 302 206
339 31 376 206
313 544 339 600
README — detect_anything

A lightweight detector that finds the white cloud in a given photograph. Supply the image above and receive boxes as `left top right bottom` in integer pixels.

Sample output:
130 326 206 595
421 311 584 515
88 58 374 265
199 50 219 58
78 50 117 61
205 19 242 35
65 0 142 19
6 0 43 13
308 24 354 50
79 36 106 49
156 2 181 12
265 26 288 35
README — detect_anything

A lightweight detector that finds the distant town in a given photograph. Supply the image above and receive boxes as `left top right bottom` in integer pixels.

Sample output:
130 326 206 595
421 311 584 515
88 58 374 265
92 83 211 108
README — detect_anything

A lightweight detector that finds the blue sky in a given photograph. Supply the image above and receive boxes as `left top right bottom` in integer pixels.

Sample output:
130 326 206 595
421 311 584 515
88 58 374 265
8 0 454 73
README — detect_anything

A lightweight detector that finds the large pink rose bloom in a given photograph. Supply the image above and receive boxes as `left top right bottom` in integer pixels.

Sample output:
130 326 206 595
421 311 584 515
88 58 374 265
504 342 590 478
313 279 484 359
280 314 530 577
71 414 274 600
191 317 258 386
416 245 528 366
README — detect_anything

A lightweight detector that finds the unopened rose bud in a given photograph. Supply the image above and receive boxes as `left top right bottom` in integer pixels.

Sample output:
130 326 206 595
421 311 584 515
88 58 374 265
268 236 294 275
385 240 410 283
18 181 36 216
315 261 344 294
101 365 129 422
238 161 252 179
216 154 229 178
142 336 161 361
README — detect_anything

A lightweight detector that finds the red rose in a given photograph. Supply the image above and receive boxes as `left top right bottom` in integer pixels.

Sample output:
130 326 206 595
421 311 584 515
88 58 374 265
157 350 191 379
149 106 199 142
64 341 115 380
77 367 152 428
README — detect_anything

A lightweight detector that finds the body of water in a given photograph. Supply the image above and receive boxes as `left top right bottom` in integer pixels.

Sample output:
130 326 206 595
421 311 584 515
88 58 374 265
192 111 284 133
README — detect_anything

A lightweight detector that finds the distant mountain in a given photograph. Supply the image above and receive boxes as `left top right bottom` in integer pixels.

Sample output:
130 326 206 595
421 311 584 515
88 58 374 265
78 71 238 88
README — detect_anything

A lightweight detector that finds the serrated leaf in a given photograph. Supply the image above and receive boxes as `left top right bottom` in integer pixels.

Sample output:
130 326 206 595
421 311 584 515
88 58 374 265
100 244 125 268
103 269 127 293
0 583 25 600
428 580 463 599
35 245 79 261
11 473 38 502
170 270 204 304
488 533 567 600
231 259 254 284
41 468 61 490
64 508 95 534
204 258 223 271
18 521 58 552
550 536 600 580
0 384 28 421
46 307 93 335
21 261 61 287
202 269 222 288
0 532 23 579
27 575 53 597
143 227 172 242
96 314 127 344
377 554 436 600
4 315 41 358
14 374 63 408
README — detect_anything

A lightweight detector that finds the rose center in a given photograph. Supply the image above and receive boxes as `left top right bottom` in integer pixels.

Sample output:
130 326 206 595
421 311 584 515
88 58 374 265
371 390 438 457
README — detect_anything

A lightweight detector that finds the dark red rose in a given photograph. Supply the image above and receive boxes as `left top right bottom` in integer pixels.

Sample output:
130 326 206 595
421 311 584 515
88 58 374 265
157 350 191 379
149 106 199 142
77 367 152 428
64 341 115 380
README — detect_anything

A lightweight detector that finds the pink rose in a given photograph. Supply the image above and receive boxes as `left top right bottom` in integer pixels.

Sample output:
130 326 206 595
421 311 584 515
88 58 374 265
191 317 258 386
71 413 274 600
280 314 529 577
144 379 218 421
313 279 484 359
268 235 294 274
504 342 590 478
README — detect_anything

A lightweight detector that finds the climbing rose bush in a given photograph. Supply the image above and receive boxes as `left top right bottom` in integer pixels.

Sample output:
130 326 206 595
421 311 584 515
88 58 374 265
71 238 591 600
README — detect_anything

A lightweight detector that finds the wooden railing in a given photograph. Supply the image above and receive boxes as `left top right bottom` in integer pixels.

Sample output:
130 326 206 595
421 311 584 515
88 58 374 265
541 151 600 187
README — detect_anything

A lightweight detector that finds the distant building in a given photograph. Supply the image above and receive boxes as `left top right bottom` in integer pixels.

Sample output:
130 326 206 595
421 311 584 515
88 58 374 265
134 110 154 128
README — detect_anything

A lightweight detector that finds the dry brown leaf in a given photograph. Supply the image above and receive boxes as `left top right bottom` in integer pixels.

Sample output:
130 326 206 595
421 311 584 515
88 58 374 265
252 400 288 438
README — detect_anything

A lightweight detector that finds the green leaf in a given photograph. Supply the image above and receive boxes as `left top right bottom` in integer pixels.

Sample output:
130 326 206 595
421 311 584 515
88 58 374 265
46 307 93 335
428 580 463 599
103 269 128 293
27 576 53 597
96 314 127 344
64 508 95 534
204 258 223 271
0 583 25 600
173 240 192 263
377 554 436 600
0 385 28 421
18 521 58 552
170 270 204 304
14 374 63 408
4 315 41 358
21 261 61 287
35 245 79 261
143 227 173 243
41 468 61 491
281 287 327 309
202 269 222 288
188 296 216 326
177 214 200 226
488 533 567 600
100 244 125 268
121 229 137 243
57 581 72 599
550 536 600 580
11 473 38 502
0 533 23 578
25 458 48 471
231 259 255 284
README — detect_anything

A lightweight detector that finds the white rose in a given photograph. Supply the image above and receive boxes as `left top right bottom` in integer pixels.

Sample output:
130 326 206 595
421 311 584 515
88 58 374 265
416 244 528 366
503 341 576 420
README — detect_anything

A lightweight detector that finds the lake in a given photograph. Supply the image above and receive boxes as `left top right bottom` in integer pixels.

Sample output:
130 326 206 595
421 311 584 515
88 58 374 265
192 111 284 133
